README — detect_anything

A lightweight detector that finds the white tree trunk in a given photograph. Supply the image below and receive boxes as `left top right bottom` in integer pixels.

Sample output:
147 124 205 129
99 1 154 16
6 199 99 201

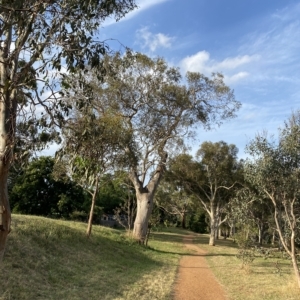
133 192 154 244
209 214 217 246
130 152 167 244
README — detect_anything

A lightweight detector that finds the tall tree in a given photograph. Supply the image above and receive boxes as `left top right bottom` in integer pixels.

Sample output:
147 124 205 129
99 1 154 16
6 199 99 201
56 111 130 237
245 112 300 288
76 52 240 243
0 0 136 258
196 142 240 245
169 142 239 245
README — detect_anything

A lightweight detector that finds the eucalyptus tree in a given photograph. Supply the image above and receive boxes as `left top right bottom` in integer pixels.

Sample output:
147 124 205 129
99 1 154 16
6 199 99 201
155 179 193 229
56 111 131 237
245 112 300 287
168 142 239 246
78 52 240 243
228 187 271 245
0 0 136 258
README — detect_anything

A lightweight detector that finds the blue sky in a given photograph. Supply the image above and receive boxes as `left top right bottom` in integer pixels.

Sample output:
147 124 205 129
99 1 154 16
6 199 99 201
95 0 300 159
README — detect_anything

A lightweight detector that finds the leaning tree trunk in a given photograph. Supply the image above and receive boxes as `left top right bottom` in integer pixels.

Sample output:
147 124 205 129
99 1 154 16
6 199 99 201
86 179 99 237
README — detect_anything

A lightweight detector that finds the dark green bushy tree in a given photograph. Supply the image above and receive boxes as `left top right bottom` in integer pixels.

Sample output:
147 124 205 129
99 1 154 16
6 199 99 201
9 156 86 218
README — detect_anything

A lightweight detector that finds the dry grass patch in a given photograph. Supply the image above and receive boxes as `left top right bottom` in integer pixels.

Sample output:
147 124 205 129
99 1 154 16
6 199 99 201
0 215 188 300
194 234 300 300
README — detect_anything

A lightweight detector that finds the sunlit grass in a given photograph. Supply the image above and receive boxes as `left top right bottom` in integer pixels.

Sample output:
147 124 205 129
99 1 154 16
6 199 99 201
0 215 188 300
194 234 300 300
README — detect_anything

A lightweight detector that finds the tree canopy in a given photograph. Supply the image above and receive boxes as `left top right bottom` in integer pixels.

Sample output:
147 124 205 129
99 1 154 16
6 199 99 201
0 0 136 259
66 51 240 242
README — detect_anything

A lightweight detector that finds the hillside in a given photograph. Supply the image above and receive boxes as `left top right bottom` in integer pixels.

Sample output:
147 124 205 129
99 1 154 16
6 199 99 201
0 215 187 300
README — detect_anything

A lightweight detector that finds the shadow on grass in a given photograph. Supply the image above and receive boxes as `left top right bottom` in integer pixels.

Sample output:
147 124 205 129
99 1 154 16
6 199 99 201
1 215 171 300
149 229 237 258
148 247 236 257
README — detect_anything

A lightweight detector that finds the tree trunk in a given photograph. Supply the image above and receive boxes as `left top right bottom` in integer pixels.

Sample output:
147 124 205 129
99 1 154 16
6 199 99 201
271 229 276 246
133 192 154 244
0 166 11 261
86 179 99 237
209 198 218 246
290 233 300 288
258 224 263 245
130 153 166 244
0 26 18 261
209 215 217 246
181 212 186 229
0 91 16 261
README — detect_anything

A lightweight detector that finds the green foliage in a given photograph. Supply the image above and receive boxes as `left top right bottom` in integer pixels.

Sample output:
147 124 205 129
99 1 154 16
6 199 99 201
244 111 300 285
9 156 86 218
189 213 208 233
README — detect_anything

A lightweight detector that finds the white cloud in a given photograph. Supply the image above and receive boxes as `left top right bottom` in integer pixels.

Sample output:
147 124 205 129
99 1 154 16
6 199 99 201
181 51 259 73
180 51 258 84
103 0 170 26
225 72 249 84
217 55 259 70
136 27 175 52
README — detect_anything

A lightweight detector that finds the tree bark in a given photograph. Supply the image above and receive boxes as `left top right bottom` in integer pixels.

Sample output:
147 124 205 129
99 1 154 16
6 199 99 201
209 214 216 246
258 223 263 245
86 179 99 237
0 166 11 261
130 155 166 243
133 192 154 243
0 23 18 261
0 89 16 261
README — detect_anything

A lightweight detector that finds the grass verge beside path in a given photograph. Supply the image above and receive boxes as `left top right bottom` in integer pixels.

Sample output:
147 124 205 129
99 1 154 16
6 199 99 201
194 234 300 300
0 215 188 300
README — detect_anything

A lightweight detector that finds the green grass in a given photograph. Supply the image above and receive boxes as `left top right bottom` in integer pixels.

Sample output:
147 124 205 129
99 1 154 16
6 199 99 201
0 215 188 300
194 234 300 300
2 216 299 300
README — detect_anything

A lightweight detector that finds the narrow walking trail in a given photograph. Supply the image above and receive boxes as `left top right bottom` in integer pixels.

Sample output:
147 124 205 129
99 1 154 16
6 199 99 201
173 234 227 300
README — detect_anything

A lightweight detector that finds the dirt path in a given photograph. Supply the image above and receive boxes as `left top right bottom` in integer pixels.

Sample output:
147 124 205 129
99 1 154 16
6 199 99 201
173 234 227 300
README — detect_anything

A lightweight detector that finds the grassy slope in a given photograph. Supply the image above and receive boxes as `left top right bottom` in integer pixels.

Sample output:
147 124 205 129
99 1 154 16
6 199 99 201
194 234 300 300
0 215 188 300
2 216 299 300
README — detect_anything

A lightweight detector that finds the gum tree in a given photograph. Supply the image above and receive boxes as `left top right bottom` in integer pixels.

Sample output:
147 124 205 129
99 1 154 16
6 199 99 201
0 0 136 259
167 142 239 246
245 112 300 287
56 111 131 237
80 52 240 244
